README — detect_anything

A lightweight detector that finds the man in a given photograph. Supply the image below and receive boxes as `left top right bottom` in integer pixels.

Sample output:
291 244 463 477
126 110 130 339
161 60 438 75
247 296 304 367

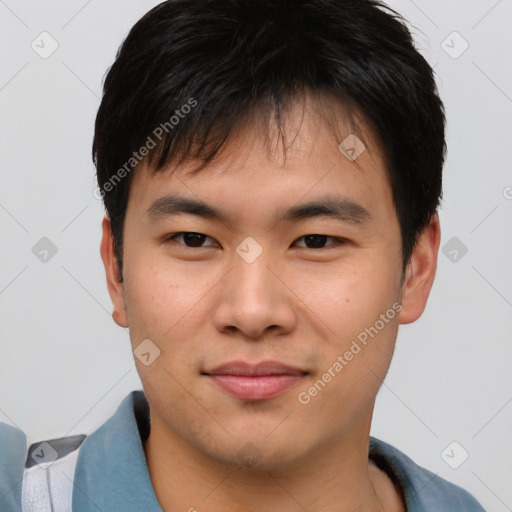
0 0 487 510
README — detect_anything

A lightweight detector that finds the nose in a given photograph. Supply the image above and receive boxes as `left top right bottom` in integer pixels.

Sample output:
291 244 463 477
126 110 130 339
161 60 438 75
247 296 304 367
212 250 297 340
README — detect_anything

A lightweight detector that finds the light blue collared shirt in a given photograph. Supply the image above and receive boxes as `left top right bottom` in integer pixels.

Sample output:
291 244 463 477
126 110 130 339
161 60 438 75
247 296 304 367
0 390 486 511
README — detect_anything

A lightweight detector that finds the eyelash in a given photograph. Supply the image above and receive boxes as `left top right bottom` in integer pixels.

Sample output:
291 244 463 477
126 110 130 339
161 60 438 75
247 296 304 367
163 232 348 250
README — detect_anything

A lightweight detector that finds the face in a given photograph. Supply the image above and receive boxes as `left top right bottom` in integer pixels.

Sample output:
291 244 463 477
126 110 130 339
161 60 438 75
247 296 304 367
101 97 439 471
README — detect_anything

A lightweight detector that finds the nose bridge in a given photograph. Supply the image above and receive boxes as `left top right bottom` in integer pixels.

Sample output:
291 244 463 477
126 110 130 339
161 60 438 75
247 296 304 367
230 241 278 310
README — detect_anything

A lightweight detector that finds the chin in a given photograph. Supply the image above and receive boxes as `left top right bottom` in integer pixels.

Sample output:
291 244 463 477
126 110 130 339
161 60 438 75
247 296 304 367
201 436 309 473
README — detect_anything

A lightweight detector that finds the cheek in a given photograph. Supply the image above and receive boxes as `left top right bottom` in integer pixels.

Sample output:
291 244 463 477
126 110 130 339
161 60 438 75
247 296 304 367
123 262 183 344
300 262 398 334
126 252 197 315
299 316 399 436
124 260 213 368
303 259 401 386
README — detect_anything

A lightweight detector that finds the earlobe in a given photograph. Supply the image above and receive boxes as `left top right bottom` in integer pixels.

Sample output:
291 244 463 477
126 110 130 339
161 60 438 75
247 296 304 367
398 213 441 325
100 216 129 328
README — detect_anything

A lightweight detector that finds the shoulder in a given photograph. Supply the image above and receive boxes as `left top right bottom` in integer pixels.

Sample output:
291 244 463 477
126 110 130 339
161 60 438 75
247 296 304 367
1 392 144 511
22 433 87 512
0 421 87 512
369 436 486 512
0 422 27 511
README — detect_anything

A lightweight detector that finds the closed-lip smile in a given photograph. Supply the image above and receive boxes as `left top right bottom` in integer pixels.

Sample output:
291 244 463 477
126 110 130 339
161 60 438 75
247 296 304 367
203 360 308 401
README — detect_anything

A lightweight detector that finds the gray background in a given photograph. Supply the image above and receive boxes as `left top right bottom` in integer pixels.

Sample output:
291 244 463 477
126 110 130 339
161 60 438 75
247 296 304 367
0 0 511 510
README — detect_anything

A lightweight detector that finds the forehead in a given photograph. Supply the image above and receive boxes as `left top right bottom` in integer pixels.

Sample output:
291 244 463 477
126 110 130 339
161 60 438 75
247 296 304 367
127 94 394 227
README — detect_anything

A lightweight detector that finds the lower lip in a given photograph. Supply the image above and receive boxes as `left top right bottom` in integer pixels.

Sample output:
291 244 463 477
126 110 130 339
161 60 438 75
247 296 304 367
207 374 305 400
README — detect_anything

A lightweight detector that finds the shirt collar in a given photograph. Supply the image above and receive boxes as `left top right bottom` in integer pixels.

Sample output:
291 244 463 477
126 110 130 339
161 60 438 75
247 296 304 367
73 390 162 511
368 436 483 511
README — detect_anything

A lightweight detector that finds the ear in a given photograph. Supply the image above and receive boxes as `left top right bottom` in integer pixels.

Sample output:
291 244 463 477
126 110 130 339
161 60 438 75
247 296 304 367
398 213 441 325
100 216 128 328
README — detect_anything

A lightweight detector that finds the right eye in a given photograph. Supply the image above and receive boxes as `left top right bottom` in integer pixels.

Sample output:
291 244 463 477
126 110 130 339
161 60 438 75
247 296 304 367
163 232 220 248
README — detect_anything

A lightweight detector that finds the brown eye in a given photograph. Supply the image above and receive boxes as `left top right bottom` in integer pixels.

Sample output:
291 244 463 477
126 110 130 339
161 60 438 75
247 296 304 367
293 235 346 249
165 232 218 248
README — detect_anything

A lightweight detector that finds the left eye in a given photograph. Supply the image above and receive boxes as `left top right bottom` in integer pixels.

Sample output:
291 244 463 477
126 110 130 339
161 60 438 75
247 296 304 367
293 234 345 249
165 232 345 250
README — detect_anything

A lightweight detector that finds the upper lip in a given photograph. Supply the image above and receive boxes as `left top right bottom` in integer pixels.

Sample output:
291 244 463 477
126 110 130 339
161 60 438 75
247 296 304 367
204 360 308 376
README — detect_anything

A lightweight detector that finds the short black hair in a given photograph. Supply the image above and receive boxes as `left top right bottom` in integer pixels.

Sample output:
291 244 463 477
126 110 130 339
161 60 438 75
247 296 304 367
93 0 446 281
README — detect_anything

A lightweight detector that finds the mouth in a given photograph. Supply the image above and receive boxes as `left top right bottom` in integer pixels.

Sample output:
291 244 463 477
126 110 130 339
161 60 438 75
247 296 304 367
202 360 309 401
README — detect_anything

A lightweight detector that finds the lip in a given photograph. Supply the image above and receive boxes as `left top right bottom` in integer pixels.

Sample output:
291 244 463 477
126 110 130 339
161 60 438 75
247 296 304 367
203 360 308 401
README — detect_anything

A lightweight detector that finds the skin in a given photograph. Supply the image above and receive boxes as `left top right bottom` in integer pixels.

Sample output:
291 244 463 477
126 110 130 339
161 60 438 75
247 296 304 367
101 95 440 512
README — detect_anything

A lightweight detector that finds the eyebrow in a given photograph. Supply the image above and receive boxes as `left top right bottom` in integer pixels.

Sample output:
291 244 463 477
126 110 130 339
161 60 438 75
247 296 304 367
146 195 372 225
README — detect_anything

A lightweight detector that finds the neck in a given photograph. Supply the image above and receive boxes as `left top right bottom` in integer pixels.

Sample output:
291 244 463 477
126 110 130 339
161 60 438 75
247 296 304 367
143 412 391 512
